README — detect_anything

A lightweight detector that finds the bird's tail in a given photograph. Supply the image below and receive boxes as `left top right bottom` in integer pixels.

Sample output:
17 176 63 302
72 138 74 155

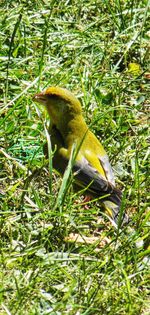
103 200 129 228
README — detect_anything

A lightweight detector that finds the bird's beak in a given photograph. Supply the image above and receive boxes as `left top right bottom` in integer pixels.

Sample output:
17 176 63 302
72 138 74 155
33 92 48 105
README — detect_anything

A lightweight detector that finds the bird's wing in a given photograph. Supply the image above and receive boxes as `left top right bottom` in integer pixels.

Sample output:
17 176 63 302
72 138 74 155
45 126 121 206
73 156 122 206
98 154 115 186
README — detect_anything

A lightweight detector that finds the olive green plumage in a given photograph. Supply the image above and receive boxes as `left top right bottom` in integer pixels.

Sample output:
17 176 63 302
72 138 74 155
33 86 128 225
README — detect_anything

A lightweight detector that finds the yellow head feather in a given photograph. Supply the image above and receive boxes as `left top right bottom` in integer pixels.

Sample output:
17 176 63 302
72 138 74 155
44 86 82 114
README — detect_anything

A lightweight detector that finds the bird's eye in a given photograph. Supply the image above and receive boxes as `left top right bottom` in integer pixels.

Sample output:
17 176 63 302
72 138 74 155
47 94 59 100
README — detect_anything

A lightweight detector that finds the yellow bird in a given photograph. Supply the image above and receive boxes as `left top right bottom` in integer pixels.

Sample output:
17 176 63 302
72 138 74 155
33 86 128 225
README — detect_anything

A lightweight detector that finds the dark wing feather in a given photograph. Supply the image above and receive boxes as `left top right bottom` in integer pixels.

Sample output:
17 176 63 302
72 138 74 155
73 159 122 206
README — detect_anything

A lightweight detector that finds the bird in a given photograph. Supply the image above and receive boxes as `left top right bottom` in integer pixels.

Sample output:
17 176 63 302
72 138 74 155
33 86 128 226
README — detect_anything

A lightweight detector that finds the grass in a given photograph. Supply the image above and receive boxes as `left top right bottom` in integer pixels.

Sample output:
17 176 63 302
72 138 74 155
0 0 150 314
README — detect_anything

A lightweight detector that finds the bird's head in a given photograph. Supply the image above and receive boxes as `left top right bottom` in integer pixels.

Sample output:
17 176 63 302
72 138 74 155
33 86 82 125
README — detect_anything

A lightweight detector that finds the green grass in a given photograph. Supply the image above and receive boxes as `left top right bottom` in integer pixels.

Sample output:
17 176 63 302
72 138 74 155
0 0 150 314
